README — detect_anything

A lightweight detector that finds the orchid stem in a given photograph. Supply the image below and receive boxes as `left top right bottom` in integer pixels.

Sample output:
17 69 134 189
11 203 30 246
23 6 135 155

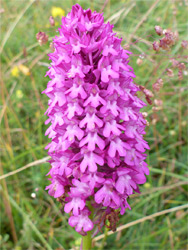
82 202 94 250
82 230 92 250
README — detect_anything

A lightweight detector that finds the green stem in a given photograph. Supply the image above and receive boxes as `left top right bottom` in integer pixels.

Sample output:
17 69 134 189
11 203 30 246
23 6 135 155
82 202 94 250
82 230 92 250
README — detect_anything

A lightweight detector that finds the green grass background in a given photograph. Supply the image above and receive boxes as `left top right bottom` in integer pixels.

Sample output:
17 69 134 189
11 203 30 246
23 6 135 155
0 0 187 249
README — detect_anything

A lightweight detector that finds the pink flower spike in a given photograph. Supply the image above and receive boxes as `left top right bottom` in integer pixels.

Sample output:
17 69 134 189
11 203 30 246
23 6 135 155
44 3 149 234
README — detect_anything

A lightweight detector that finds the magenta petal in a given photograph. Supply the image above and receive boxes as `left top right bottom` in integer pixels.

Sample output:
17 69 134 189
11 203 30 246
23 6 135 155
133 173 146 184
115 176 125 194
101 69 109 82
68 209 93 232
64 202 72 214
68 216 79 227
108 141 116 158
54 183 64 198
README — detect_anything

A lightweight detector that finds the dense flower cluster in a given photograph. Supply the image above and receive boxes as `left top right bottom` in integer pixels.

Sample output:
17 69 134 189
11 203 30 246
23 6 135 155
44 4 149 235
153 26 178 52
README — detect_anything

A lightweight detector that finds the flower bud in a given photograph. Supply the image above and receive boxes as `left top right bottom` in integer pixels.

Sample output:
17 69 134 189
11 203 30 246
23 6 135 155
178 63 185 71
154 99 163 107
36 31 48 46
49 16 55 26
166 68 174 77
136 58 143 65
178 70 183 80
152 78 163 92
181 40 188 49
171 59 179 68
153 41 160 51
159 38 170 50
155 25 163 36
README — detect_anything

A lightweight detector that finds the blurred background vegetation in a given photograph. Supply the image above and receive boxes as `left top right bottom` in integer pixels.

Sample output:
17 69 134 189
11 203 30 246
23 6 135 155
0 0 187 249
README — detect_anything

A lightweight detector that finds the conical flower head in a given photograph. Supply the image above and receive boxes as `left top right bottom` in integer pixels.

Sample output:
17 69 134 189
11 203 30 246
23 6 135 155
44 4 149 234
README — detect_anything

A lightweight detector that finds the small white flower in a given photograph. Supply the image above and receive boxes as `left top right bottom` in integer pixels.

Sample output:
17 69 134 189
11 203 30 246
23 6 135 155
31 193 36 198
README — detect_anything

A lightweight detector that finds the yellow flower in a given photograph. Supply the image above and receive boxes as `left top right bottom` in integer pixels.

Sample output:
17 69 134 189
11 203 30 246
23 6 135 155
169 130 176 136
144 182 151 188
18 64 30 76
15 247 22 250
51 7 65 18
75 238 82 246
16 90 23 99
11 66 19 77
181 120 186 127
35 111 40 118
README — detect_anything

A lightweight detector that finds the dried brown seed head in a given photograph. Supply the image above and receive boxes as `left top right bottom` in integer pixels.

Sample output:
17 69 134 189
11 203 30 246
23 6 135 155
153 41 160 51
49 16 55 26
50 42 55 52
155 26 163 36
152 78 163 92
166 68 174 77
154 99 163 106
174 31 179 41
178 63 186 71
0 8 5 14
136 58 143 65
178 70 183 81
152 106 162 111
144 89 154 98
164 31 175 46
145 120 150 126
181 40 188 49
159 38 170 50
146 96 153 105
36 31 48 46
142 112 148 118
171 59 179 68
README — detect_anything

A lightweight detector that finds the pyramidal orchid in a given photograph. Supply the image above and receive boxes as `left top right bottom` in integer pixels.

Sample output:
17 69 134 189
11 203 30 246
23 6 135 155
43 4 149 249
